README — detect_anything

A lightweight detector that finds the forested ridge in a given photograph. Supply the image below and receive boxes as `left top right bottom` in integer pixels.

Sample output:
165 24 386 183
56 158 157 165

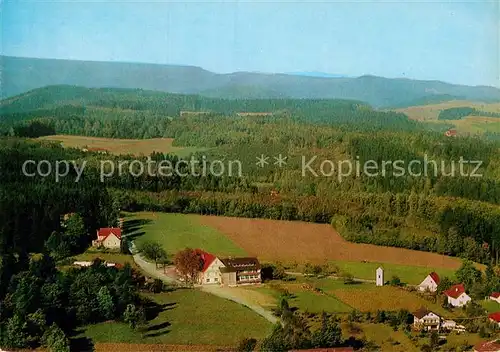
2 85 500 336
0 85 418 138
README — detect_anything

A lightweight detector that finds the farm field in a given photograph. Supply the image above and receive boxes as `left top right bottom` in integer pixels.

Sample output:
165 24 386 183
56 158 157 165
481 299 500 313
38 135 202 156
127 212 247 257
82 289 272 346
346 323 417 352
198 214 462 269
329 261 456 285
395 100 500 121
425 116 500 135
92 343 231 352
128 212 462 278
331 286 450 316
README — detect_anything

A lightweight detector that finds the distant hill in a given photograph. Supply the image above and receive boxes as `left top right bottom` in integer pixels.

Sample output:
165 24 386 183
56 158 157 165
2 56 500 108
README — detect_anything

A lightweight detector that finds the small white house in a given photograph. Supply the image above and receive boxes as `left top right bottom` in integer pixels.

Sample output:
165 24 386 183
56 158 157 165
413 308 441 331
418 272 440 292
442 320 466 332
92 228 122 249
444 284 471 307
73 261 92 267
376 267 384 286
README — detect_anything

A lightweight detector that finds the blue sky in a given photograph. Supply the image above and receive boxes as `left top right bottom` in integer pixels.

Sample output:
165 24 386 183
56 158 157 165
2 0 498 87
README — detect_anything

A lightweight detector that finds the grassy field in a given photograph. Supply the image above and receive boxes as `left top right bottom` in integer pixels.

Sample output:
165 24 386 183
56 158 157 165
127 211 462 279
199 214 462 270
331 286 450 316
127 212 247 257
481 299 500 313
38 135 202 157
346 323 417 352
330 261 456 285
395 100 500 121
83 289 272 346
425 116 500 135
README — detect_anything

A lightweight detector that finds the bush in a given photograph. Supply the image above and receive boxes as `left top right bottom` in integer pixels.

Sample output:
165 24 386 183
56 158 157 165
236 338 257 352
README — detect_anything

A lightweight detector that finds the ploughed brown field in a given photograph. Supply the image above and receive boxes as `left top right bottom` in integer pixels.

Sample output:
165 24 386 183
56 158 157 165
198 216 461 269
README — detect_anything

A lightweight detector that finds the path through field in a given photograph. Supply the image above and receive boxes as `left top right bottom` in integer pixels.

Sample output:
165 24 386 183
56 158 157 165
129 241 278 324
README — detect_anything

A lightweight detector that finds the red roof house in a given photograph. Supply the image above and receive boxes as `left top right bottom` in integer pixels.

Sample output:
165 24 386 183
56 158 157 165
489 312 500 325
474 339 500 352
444 284 472 307
93 227 122 249
429 272 440 285
491 292 500 302
444 284 465 299
194 249 217 272
445 129 457 137
418 271 441 292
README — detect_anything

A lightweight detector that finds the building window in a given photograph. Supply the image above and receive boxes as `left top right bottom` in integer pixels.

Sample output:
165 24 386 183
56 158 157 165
215 278 218 282
206 278 210 283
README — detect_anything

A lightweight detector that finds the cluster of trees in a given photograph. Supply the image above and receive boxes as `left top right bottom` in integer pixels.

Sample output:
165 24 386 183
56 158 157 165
0 139 123 350
0 255 143 350
113 188 500 264
1 85 421 139
139 240 168 268
438 107 500 120
261 300 344 351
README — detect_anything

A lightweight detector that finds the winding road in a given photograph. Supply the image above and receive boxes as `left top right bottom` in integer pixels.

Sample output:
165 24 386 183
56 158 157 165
129 241 278 324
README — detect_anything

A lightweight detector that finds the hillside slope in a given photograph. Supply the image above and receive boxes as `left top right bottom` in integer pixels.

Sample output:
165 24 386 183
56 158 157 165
2 56 499 107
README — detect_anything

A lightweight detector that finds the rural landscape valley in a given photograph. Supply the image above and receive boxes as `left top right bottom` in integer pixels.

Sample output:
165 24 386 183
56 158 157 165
2 1 500 352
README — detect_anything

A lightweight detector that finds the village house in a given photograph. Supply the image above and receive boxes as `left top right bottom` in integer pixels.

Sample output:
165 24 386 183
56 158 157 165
412 307 441 331
474 339 500 352
441 319 466 333
444 283 471 307
418 272 440 292
489 313 500 327
444 129 457 137
194 249 261 286
92 227 122 249
490 292 500 303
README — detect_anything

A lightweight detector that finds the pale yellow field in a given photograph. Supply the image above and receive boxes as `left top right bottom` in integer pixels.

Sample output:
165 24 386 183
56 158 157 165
425 116 500 135
395 100 500 121
38 135 201 156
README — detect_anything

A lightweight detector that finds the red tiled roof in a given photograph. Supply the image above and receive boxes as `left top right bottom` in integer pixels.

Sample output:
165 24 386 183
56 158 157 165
491 292 500 298
489 313 500 323
444 283 466 299
429 272 440 284
194 249 217 272
97 227 122 240
474 339 500 352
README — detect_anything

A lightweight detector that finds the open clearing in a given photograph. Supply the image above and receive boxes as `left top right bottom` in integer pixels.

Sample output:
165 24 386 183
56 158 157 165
344 322 417 352
199 215 462 270
38 135 202 156
129 212 462 284
395 100 500 121
331 286 449 315
128 212 247 257
83 289 272 346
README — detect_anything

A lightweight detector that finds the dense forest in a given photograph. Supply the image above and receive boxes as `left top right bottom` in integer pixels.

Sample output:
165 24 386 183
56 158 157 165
2 85 500 287
0 85 419 138
438 107 500 120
